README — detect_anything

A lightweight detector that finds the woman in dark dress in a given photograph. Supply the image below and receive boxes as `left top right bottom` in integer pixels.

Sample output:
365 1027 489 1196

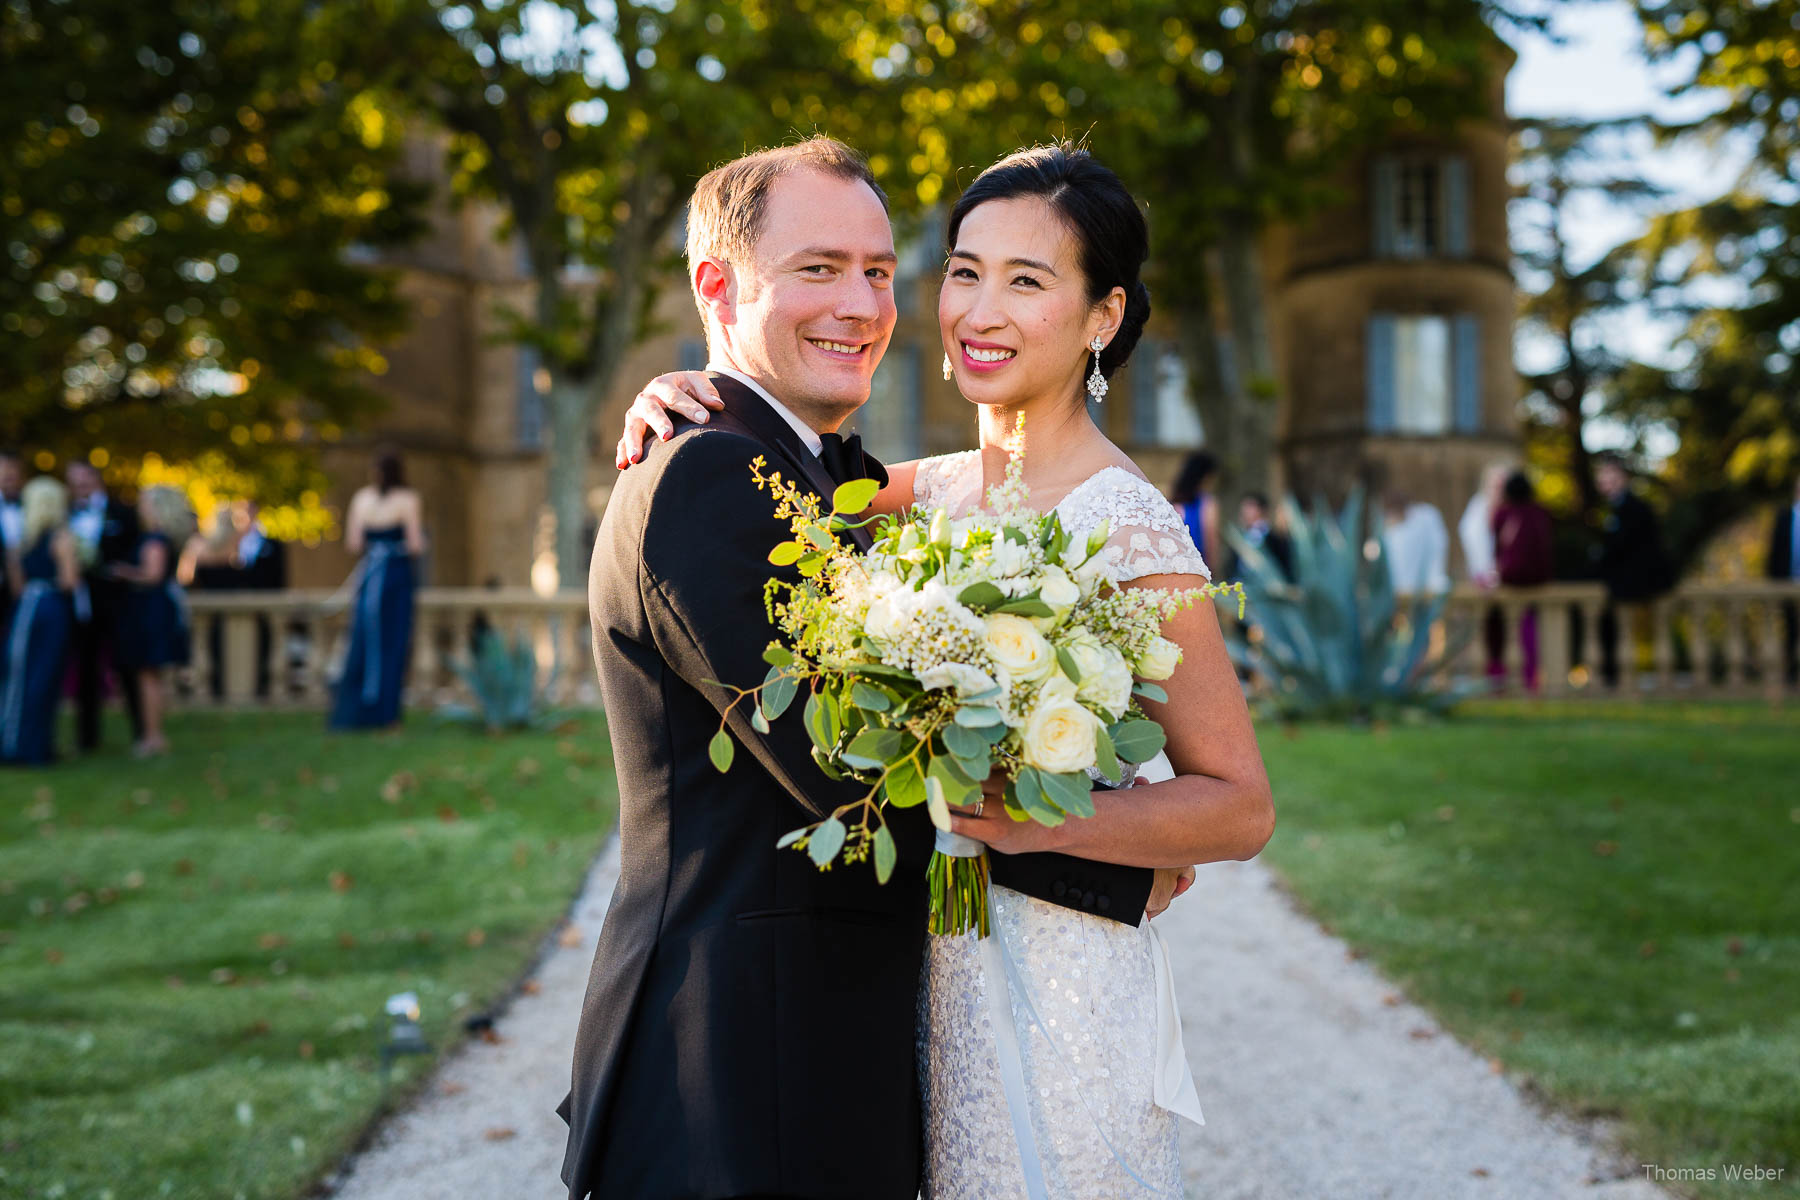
1 477 80 765
1492 471 1555 692
110 485 194 758
330 450 426 730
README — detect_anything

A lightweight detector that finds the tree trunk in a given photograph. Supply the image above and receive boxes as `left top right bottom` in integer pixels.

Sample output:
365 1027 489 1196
1172 297 1236 485
543 373 594 595
1216 217 1278 500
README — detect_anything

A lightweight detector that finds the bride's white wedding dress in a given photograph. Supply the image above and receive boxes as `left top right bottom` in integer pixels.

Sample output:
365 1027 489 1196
912 451 1209 1199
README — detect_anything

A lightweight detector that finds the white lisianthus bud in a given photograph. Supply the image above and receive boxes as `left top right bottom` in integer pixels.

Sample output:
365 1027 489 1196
1038 565 1080 610
1020 691 1101 774
896 525 920 554
929 507 951 547
983 613 1055 682
1137 635 1183 681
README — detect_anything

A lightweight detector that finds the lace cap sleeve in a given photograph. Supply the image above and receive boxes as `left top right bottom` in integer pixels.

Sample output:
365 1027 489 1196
1066 470 1212 586
912 450 981 513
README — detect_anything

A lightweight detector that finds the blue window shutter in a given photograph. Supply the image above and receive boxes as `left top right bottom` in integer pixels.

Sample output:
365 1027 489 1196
516 344 544 449
1366 314 1397 433
1370 157 1397 258
1452 314 1481 432
1442 156 1470 258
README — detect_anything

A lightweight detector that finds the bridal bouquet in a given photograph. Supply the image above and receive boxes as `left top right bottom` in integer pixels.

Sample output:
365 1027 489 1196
707 452 1241 936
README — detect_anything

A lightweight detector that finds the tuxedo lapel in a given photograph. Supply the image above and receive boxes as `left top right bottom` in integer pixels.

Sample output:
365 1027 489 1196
703 373 874 552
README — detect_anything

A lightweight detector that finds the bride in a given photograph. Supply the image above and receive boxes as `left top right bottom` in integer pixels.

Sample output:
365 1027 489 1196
618 143 1273 1197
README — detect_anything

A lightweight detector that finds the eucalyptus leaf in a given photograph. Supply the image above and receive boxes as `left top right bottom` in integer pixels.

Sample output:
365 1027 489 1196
872 824 897 883
807 817 847 867
776 827 806 849
848 728 906 761
995 599 1054 617
832 478 882 514
763 646 795 668
1040 769 1094 818
750 708 770 734
1132 681 1169 704
1093 723 1122 783
954 705 1004 728
884 757 927 808
957 581 1006 609
850 682 892 712
1013 767 1066 827
1110 719 1167 764
767 541 805 567
762 672 799 720
942 722 989 762
924 775 952 832
708 729 735 772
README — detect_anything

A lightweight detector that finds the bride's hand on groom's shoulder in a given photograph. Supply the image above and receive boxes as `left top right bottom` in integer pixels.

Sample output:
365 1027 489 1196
615 372 725 468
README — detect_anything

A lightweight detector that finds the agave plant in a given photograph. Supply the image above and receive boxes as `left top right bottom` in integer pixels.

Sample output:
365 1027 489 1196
1223 488 1478 721
441 624 565 732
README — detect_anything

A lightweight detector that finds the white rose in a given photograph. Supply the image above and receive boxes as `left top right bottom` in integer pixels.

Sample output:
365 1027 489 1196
865 594 906 643
1020 691 1101 774
1082 646 1134 719
1038 565 1080 610
1137 635 1183 681
983 614 1054 682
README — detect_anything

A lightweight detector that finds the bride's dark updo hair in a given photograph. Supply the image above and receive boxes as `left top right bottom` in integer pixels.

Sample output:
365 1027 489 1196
946 142 1151 380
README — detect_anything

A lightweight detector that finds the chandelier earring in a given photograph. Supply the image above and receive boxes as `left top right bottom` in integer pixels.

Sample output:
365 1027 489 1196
1085 336 1108 402
942 352 954 381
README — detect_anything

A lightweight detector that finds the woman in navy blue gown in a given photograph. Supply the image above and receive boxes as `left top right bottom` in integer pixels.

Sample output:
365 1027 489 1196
110 485 194 759
330 450 426 730
1 477 80 765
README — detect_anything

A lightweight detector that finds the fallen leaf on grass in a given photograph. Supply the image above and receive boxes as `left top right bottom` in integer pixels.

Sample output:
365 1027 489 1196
174 859 195 876
258 932 289 950
298 1041 314 1059
328 871 353 893
437 805 460 824
1507 988 1525 1007
480 1028 505 1045
336 932 357 949
1380 993 1400 1007
465 928 486 948
1639 940 1658 958
1592 841 1617 857
1726 937 1743 957
44 948 64 965
211 968 239 985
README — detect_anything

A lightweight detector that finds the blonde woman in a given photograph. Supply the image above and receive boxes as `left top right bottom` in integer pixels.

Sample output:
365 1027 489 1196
1 477 81 764
107 484 194 758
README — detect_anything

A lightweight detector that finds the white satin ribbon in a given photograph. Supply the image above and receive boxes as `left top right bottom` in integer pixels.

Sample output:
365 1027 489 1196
1133 751 1206 1126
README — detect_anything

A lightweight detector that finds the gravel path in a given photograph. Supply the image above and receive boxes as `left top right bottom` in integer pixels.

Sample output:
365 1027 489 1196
325 843 1670 1200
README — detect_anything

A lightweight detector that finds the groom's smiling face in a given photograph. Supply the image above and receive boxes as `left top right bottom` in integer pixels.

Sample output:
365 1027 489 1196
708 168 897 427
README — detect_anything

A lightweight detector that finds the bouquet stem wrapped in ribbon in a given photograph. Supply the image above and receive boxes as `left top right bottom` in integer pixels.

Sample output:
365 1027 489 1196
708 451 1241 937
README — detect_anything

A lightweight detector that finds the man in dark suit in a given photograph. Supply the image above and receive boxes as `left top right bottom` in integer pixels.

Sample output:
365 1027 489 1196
1767 474 1800 685
1589 454 1674 687
66 459 143 749
560 139 1163 1200
0 448 24 635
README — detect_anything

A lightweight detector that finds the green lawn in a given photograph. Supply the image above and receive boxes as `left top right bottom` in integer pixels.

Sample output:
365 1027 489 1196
0 709 615 1200
1258 700 1800 1200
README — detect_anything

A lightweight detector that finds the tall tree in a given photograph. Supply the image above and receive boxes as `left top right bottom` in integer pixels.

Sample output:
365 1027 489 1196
1510 116 1668 518
385 1 908 586
840 0 1505 497
0 0 427 504
1616 0 1800 568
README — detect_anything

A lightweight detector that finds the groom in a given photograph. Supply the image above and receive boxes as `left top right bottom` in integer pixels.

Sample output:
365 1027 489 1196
559 137 1160 1198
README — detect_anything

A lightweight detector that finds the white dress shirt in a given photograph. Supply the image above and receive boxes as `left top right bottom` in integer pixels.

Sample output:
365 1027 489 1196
68 492 107 554
1458 493 1495 582
1385 501 1451 594
707 363 824 457
236 523 266 568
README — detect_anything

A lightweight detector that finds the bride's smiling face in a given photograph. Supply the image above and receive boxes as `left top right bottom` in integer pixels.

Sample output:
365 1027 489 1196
939 196 1121 410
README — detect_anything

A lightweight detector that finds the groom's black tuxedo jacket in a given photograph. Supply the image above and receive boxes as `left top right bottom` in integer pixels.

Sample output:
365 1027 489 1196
558 374 1153 1199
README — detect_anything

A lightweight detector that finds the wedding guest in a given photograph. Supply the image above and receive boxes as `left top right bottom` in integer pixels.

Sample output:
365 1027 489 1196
1382 490 1451 595
1766 473 1800 686
1493 471 1555 691
0 477 80 765
1461 462 1511 681
1169 451 1220 566
186 500 288 699
0 448 25 637
1231 491 1292 581
110 485 194 758
330 449 425 730
1590 453 1673 686
66 460 143 751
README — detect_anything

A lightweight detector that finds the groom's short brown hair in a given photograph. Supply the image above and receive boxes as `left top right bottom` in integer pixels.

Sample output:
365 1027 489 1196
684 137 887 283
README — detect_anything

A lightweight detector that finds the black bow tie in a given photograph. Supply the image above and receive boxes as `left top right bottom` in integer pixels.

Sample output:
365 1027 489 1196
816 432 889 490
